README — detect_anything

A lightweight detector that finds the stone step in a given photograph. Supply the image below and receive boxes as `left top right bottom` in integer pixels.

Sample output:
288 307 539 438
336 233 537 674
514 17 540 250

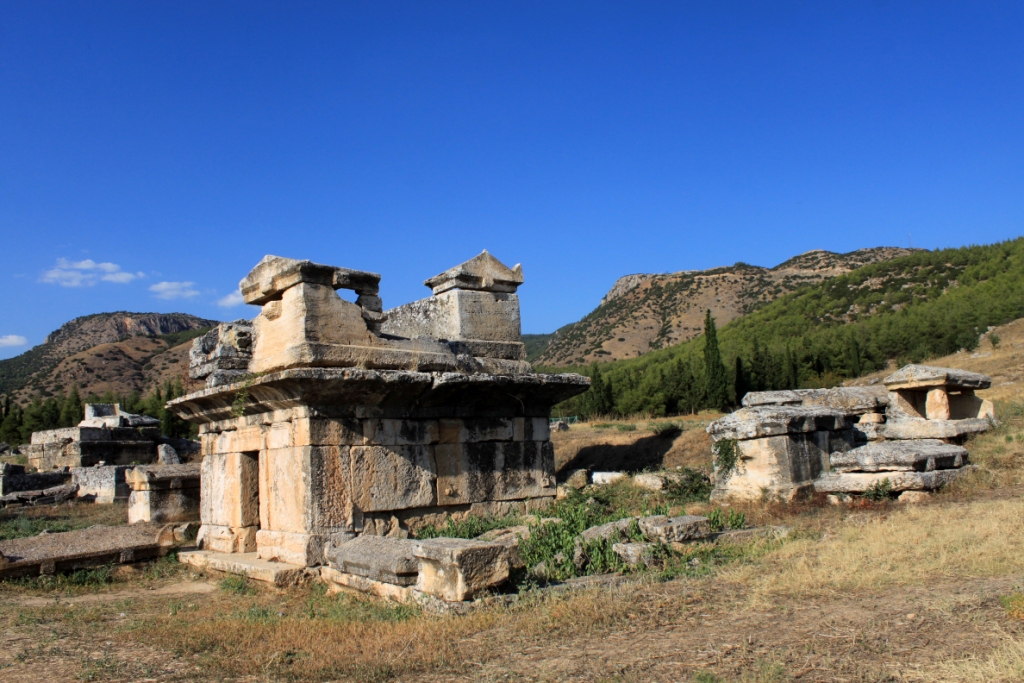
324 536 420 586
178 550 310 587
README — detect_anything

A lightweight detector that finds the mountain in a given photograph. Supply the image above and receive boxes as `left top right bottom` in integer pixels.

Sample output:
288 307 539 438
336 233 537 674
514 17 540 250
554 238 1024 418
534 247 918 366
0 312 217 401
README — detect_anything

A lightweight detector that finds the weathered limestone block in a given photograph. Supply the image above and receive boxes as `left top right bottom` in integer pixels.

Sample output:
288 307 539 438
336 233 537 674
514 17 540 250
881 418 991 441
324 536 420 586
612 542 656 567
364 419 439 446
513 417 549 442
438 417 513 444
349 445 436 512
126 463 201 524
70 465 131 503
707 406 848 441
814 468 969 493
741 386 888 414
189 321 254 387
197 524 258 554
950 392 995 421
240 254 380 306
883 364 992 390
476 525 531 570
925 388 951 420
201 452 259 529
413 537 510 602
424 250 524 295
1 469 69 496
638 515 711 543
829 440 968 473
157 444 180 465
711 430 843 502
259 446 353 534
434 441 551 505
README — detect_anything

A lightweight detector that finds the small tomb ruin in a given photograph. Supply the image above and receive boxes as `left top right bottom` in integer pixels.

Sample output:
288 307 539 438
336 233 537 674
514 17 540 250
707 365 993 501
170 252 589 600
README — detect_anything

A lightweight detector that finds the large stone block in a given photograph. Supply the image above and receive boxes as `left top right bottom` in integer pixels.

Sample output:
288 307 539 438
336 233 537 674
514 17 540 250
881 418 991 441
202 452 259 529
260 446 354 534
413 537 509 601
70 465 131 503
349 445 436 512
829 440 968 473
711 431 835 502
128 489 200 524
198 524 258 554
814 468 969 493
292 418 364 446
434 441 550 506
438 418 513 444
256 529 326 566
363 419 439 446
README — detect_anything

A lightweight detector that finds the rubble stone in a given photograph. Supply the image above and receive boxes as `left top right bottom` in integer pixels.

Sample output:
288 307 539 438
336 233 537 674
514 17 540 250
638 515 711 543
71 465 131 503
612 542 656 567
883 364 992 390
707 406 848 441
881 418 991 441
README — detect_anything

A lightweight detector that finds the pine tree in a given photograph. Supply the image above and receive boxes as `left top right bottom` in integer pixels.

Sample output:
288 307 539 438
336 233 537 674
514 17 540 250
703 310 729 411
0 403 23 445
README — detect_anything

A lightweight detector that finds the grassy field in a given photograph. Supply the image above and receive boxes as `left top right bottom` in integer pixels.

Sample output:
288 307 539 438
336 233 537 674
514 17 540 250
1 409 1023 682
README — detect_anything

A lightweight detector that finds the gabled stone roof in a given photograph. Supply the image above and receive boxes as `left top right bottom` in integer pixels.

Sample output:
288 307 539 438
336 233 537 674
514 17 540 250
423 250 524 295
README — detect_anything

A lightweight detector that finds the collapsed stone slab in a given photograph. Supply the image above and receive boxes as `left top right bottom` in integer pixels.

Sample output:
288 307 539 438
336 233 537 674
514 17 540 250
71 465 131 503
325 536 420 586
0 523 173 578
829 440 968 473
814 468 969 494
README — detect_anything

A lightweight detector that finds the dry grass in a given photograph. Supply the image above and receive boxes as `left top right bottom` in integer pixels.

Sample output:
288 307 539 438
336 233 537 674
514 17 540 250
930 631 1024 682
726 497 1024 600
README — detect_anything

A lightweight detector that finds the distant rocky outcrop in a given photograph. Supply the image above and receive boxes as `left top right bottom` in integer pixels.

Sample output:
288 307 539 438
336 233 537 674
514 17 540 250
0 312 218 398
536 247 918 367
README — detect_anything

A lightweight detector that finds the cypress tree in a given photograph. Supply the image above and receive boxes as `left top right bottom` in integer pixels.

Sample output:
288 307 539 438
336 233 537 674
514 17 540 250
60 385 84 428
0 403 23 445
703 310 728 411
733 356 749 406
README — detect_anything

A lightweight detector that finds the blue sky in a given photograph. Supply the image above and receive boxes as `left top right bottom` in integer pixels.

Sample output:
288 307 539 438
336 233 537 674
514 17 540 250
2 1 1023 359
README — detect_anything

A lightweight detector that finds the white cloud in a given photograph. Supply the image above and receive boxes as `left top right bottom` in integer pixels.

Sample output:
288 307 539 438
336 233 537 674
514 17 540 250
41 258 144 287
150 281 200 300
217 290 245 307
0 335 28 348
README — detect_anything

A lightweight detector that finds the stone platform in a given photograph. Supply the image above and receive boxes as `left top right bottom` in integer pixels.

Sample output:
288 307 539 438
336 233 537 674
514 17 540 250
178 550 311 587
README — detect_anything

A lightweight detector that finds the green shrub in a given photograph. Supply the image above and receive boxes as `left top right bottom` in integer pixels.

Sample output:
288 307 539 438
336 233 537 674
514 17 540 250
413 513 521 540
863 477 894 501
663 468 713 503
713 439 739 477
726 508 746 530
707 508 725 532
615 423 637 432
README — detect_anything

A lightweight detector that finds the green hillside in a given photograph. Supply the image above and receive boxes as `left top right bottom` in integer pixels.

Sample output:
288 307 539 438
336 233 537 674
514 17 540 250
548 238 1024 418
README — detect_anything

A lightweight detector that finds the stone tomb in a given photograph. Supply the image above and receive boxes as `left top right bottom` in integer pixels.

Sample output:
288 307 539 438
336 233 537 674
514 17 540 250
26 404 161 471
169 252 589 576
708 365 993 501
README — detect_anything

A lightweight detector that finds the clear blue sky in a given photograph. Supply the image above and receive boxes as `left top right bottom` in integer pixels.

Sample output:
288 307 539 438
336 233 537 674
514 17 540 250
2 1 1023 359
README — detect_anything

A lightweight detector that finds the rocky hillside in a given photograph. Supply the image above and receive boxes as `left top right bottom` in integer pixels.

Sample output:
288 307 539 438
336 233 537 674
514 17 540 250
0 312 217 401
535 247 918 366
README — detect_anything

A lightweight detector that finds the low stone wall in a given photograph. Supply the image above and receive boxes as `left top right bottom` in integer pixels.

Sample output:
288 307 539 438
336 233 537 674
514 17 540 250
0 465 69 496
71 465 133 504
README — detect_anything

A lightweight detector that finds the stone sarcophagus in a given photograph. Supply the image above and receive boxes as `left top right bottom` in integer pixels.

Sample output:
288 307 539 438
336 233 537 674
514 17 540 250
169 252 588 567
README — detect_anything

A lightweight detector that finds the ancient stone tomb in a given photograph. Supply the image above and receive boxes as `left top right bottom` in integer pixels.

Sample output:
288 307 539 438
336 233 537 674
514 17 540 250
169 252 588 582
707 365 994 501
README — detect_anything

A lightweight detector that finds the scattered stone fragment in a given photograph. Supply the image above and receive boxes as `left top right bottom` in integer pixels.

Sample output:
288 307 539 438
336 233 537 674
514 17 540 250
564 469 589 489
612 542 656 567
633 473 666 491
897 491 931 504
591 471 626 485
157 444 181 465
638 515 711 543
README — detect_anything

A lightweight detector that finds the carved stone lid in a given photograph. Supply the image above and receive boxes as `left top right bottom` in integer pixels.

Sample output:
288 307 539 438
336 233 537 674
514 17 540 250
883 364 991 391
423 250 524 295
240 255 380 305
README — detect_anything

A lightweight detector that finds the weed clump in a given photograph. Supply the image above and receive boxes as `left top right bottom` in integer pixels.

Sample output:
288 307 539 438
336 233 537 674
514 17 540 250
220 574 256 596
413 513 521 540
863 477 894 501
663 468 713 503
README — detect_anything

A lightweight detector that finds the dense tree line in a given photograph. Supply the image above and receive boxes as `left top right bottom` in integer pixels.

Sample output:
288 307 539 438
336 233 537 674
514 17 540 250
0 380 192 446
554 238 1024 419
